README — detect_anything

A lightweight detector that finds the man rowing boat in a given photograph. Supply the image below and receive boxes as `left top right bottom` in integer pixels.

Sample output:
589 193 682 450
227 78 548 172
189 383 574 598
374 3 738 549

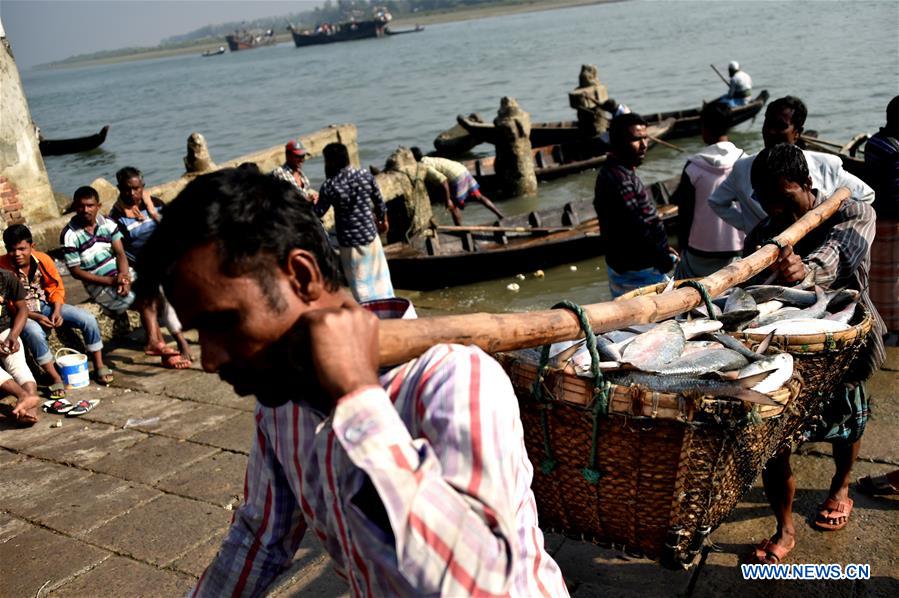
137 167 568 597
744 143 885 564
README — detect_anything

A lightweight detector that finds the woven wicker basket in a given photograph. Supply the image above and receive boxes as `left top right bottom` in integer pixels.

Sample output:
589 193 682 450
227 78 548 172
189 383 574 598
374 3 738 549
496 303 802 569
617 281 874 446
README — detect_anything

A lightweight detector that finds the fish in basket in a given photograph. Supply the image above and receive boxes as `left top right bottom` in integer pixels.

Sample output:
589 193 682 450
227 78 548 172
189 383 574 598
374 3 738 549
496 303 802 569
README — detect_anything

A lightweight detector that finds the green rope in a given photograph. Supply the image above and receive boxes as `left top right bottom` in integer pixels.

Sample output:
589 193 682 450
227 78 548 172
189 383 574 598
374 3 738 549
679 280 718 321
532 343 557 474
761 238 784 251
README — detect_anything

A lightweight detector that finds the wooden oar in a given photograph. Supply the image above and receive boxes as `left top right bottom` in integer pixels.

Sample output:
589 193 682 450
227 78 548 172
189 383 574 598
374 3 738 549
800 135 844 150
435 224 576 235
710 63 729 86
379 188 850 365
649 135 686 153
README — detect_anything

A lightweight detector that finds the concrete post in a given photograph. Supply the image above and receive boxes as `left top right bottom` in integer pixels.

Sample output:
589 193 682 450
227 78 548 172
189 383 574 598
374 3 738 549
184 132 216 174
493 97 537 198
0 20 61 227
568 64 609 138
376 146 433 244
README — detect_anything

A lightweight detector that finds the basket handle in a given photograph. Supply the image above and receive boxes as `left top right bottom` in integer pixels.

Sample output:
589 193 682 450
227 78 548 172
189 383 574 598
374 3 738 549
55 347 84 361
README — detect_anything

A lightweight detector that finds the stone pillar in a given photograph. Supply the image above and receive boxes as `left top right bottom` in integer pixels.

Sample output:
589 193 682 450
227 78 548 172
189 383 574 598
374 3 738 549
184 132 216 174
377 146 433 244
493 97 537 198
0 20 61 226
568 64 609 138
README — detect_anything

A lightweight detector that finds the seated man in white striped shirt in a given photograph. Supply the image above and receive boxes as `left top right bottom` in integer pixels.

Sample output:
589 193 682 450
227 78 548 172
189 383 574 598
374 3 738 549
137 167 568 597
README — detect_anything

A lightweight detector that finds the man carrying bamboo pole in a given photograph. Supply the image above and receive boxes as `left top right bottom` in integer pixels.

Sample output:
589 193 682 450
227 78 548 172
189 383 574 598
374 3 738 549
136 168 568 597
745 143 885 565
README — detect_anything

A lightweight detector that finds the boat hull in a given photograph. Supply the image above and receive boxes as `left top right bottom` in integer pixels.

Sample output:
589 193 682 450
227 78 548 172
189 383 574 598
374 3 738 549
291 21 386 47
39 125 110 157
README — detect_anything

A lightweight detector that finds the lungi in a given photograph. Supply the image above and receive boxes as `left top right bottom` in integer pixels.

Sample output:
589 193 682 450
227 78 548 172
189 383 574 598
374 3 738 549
607 265 668 299
803 382 870 444
870 218 899 332
339 235 395 302
449 171 480 207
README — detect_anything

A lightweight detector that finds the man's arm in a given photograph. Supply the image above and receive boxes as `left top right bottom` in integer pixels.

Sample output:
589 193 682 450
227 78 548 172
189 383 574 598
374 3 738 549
670 167 695 251
617 177 674 272
313 183 333 218
193 413 307 597
110 238 132 296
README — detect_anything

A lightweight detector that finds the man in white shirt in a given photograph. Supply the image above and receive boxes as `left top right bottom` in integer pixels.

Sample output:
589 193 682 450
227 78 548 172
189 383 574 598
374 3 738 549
719 61 752 107
709 95 873 233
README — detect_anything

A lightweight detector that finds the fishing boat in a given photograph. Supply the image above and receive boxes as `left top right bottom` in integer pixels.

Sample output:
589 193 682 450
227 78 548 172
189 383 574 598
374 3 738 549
201 46 226 57
225 29 277 52
384 176 680 290
463 118 675 196
38 125 110 157
801 131 868 181
434 91 770 156
288 7 419 47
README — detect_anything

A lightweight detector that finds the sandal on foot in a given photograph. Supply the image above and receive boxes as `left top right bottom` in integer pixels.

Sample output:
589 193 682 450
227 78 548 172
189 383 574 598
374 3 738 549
145 342 179 357
857 475 899 497
814 497 853 531
94 367 114 386
762 541 793 564
66 399 99 417
42 398 74 415
752 539 774 563
48 382 67 400
161 354 192 370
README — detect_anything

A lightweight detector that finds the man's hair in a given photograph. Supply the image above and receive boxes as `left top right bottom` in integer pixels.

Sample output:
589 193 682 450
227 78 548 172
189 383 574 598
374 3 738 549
608 112 647 148
115 166 143 186
765 96 808 130
3 224 33 247
409 146 423 162
323 143 350 179
135 167 341 308
701 102 731 139
887 95 899 128
72 186 99 204
750 143 810 200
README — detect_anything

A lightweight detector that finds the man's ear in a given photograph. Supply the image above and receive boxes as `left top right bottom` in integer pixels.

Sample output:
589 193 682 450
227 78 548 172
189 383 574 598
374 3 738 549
284 249 324 303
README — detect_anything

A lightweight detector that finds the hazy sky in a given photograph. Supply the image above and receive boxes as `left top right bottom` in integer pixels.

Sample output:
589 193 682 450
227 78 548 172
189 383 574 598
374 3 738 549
1 0 322 68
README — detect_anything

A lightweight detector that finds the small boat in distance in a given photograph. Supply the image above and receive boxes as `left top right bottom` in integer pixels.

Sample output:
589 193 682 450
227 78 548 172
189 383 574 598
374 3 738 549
288 7 423 47
225 29 277 52
38 125 110 157
435 91 770 156
202 46 226 57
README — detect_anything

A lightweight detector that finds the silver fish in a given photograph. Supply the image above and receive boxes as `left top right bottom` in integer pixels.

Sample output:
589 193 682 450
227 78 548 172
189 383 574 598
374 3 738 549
621 321 685 371
735 353 794 394
826 289 860 312
602 330 636 344
745 318 851 335
678 319 723 339
607 371 780 406
745 286 818 307
710 332 771 362
719 288 759 329
647 347 748 376
756 300 784 317
825 302 857 324
753 306 802 328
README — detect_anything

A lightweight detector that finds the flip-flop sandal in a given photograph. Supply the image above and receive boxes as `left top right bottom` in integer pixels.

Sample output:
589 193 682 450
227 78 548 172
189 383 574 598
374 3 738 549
42 398 74 414
762 541 793 564
752 539 774 563
48 382 67 400
814 497 853 531
94 367 114 386
145 342 179 357
857 475 899 497
161 354 192 370
66 399 99 417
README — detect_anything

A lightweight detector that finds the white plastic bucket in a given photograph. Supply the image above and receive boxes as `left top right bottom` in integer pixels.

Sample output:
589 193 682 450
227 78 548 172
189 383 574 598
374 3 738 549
56 348 90 389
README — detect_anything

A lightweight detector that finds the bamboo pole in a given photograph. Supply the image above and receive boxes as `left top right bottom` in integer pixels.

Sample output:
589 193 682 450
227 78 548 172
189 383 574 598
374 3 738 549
378 188 850 365
710 64 730 86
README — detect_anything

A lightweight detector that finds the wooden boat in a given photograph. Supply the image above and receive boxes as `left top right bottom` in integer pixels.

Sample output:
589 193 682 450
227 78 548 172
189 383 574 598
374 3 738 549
801 132 868 181
434 91 770 156
39 125 109 157
463 118 675 196
288 9 400 47
385 176 680 290
201 47 226 57
386 25 425 36
225 29 277 51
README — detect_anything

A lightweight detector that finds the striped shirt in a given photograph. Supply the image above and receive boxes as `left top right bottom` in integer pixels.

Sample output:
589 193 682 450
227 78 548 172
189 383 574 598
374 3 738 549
192 342 567 597
744 190 886 382
59 215 123 277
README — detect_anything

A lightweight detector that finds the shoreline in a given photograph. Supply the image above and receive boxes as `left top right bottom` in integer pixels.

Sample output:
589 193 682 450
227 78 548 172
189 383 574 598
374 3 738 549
36 0 617 70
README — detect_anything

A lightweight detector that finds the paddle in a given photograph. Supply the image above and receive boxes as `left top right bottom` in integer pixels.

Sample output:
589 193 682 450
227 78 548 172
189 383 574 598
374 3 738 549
649 135 686 153
378 187 851 365
710 63 729 86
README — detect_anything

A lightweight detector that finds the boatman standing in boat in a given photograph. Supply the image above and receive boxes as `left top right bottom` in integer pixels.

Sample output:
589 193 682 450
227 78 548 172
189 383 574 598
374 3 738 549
594 113 677 298
864 95 899 342
718 61 752 107
745 143 885 565
271 139 319 203
136 166 569 597
410 147 506 224
709 96 874 234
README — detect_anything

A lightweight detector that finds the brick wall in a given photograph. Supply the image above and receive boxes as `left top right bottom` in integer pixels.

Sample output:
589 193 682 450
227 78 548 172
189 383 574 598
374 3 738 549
0 175 26 226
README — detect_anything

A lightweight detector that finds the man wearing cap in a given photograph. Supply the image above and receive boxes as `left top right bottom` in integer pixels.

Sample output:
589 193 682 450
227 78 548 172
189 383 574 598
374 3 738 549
272 140 318 203
719 61 752 107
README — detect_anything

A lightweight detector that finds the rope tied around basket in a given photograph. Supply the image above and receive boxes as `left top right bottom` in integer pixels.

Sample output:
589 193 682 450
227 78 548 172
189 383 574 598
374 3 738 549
532 300 610 482
679 280 717 321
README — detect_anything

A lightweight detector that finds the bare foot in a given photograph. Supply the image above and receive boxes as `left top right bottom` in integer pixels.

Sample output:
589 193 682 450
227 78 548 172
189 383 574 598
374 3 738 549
12 395 40 426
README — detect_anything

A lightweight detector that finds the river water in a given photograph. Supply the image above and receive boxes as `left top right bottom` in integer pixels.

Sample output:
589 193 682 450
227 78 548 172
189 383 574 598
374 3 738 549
20 0 898 314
